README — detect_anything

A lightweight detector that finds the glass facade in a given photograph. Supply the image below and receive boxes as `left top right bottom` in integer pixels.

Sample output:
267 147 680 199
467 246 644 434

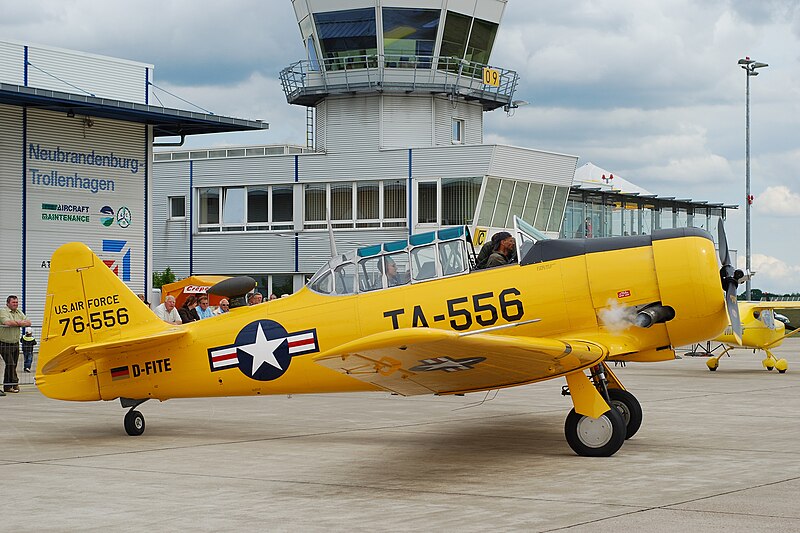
476 177 568 233
562 189 726 244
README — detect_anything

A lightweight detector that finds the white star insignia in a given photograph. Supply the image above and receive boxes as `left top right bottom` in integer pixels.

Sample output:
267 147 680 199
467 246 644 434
237 323 286 374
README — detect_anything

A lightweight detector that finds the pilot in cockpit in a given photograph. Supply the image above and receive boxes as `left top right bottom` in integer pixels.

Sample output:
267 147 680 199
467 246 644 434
382 256 410 287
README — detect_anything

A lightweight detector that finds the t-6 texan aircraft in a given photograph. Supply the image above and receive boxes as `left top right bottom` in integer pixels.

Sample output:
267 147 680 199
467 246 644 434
36 218 741 457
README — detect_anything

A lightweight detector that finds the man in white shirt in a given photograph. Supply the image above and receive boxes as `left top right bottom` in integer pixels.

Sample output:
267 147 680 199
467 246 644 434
154 295 181 325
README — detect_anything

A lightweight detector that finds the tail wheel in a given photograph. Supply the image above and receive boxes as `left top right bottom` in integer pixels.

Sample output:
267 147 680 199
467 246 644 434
564 407 625 457
124 410 145 436
608 388 643 439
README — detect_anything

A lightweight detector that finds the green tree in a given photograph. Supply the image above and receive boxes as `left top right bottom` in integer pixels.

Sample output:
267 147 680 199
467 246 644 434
152 267 176 289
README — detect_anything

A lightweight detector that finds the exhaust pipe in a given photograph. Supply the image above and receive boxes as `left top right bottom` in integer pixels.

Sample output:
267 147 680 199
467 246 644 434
635 305 675 328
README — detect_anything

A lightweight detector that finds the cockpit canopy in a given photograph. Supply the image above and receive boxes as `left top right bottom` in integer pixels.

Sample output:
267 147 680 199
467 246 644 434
307 217 547 296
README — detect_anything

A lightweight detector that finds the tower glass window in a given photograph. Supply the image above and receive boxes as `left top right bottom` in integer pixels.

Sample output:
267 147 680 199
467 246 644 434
382 8 439 66
465 18 498 66
440 11 471 62
314 8 377 71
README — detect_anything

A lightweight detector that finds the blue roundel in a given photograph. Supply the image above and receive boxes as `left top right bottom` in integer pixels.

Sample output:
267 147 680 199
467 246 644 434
234 319 292 381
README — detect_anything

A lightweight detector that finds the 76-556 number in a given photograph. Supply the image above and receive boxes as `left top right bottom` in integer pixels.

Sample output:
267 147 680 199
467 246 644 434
59 307 129 336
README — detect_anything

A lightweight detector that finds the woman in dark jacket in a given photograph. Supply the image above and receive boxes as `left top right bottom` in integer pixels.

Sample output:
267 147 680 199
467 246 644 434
178 295 201 324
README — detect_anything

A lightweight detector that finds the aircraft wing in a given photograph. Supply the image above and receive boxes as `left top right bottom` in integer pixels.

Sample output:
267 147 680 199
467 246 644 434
313 328 607 396
748 301 800 313
41 328 190 375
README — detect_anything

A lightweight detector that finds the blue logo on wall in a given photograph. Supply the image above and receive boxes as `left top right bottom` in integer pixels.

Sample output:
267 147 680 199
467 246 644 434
99 206 114 227
102 239 131 281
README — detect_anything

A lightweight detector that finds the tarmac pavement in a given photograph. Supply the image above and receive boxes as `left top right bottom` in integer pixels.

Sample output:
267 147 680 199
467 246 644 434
2 338 800 532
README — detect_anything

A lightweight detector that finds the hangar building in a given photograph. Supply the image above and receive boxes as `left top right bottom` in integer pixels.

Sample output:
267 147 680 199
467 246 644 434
0 39 268 326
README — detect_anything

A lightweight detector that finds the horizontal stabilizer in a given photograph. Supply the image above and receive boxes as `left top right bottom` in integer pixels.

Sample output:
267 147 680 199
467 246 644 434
42 328 190 375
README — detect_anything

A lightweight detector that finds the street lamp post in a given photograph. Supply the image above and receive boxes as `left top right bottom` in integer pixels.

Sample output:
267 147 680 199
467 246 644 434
738 56 768 301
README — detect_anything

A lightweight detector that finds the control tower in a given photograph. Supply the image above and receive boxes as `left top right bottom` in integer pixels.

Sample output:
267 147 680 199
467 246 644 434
282 0 519 151
152 0 579 291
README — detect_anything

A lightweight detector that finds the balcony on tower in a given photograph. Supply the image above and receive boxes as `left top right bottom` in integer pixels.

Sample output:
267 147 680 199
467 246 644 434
281 0 518 111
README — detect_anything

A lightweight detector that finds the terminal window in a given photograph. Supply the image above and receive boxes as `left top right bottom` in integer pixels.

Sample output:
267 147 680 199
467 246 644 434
452 119 464 144
168 196 186 219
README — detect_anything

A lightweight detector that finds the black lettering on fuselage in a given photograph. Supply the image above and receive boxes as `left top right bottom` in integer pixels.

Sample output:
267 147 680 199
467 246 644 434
412 305 429 327
384 308 405 330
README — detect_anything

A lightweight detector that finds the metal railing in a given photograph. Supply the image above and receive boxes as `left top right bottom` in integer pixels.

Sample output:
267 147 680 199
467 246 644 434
280 54 519 110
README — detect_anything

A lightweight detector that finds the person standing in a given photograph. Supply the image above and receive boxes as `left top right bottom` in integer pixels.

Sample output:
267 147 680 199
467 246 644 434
21 327 36 373
0 295 31 394
154 295 182 325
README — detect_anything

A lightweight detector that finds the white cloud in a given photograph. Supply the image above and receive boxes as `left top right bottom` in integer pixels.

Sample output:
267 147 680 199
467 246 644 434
754 186 800 217
739 253 800 294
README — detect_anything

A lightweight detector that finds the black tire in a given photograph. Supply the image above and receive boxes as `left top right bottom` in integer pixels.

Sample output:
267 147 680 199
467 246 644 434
564 407 625 457
124 410 145 436
608 388 643 440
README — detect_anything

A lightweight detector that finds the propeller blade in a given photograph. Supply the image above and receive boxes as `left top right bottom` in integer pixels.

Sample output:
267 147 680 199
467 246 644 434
725 282 743 345
717 219 731 267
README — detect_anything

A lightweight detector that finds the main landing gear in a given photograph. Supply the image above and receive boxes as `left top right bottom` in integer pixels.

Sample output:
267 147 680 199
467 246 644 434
562 363 642 457
121 398 148 436
762 348 788 373
706 347 788 373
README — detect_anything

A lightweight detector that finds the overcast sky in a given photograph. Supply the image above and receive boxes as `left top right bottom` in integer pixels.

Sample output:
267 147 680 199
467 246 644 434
2 0 798 294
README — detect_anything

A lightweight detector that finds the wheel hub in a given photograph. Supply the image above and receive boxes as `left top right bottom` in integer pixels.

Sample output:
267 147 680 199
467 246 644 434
611 400 631 425
576 414 614 448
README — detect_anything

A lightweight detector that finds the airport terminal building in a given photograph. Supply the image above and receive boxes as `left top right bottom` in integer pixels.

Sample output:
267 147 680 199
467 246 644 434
0 39 267 325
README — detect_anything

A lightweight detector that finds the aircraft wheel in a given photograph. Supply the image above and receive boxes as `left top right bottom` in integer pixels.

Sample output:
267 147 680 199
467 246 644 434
564 407 625 457
706 358 718 371
608 389 643 439
776 359 788 373
124 410 145 436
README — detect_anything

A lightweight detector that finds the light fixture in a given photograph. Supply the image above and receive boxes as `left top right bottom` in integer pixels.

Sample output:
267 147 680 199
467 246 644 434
737 56 768 300
504 99 530 114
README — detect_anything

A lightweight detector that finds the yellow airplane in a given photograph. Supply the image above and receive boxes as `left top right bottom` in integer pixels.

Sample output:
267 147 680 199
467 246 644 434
36 218 739 457
701 301 800 372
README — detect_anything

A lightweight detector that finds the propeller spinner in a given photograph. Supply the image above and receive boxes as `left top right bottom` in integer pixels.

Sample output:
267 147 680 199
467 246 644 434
717 219 744 344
